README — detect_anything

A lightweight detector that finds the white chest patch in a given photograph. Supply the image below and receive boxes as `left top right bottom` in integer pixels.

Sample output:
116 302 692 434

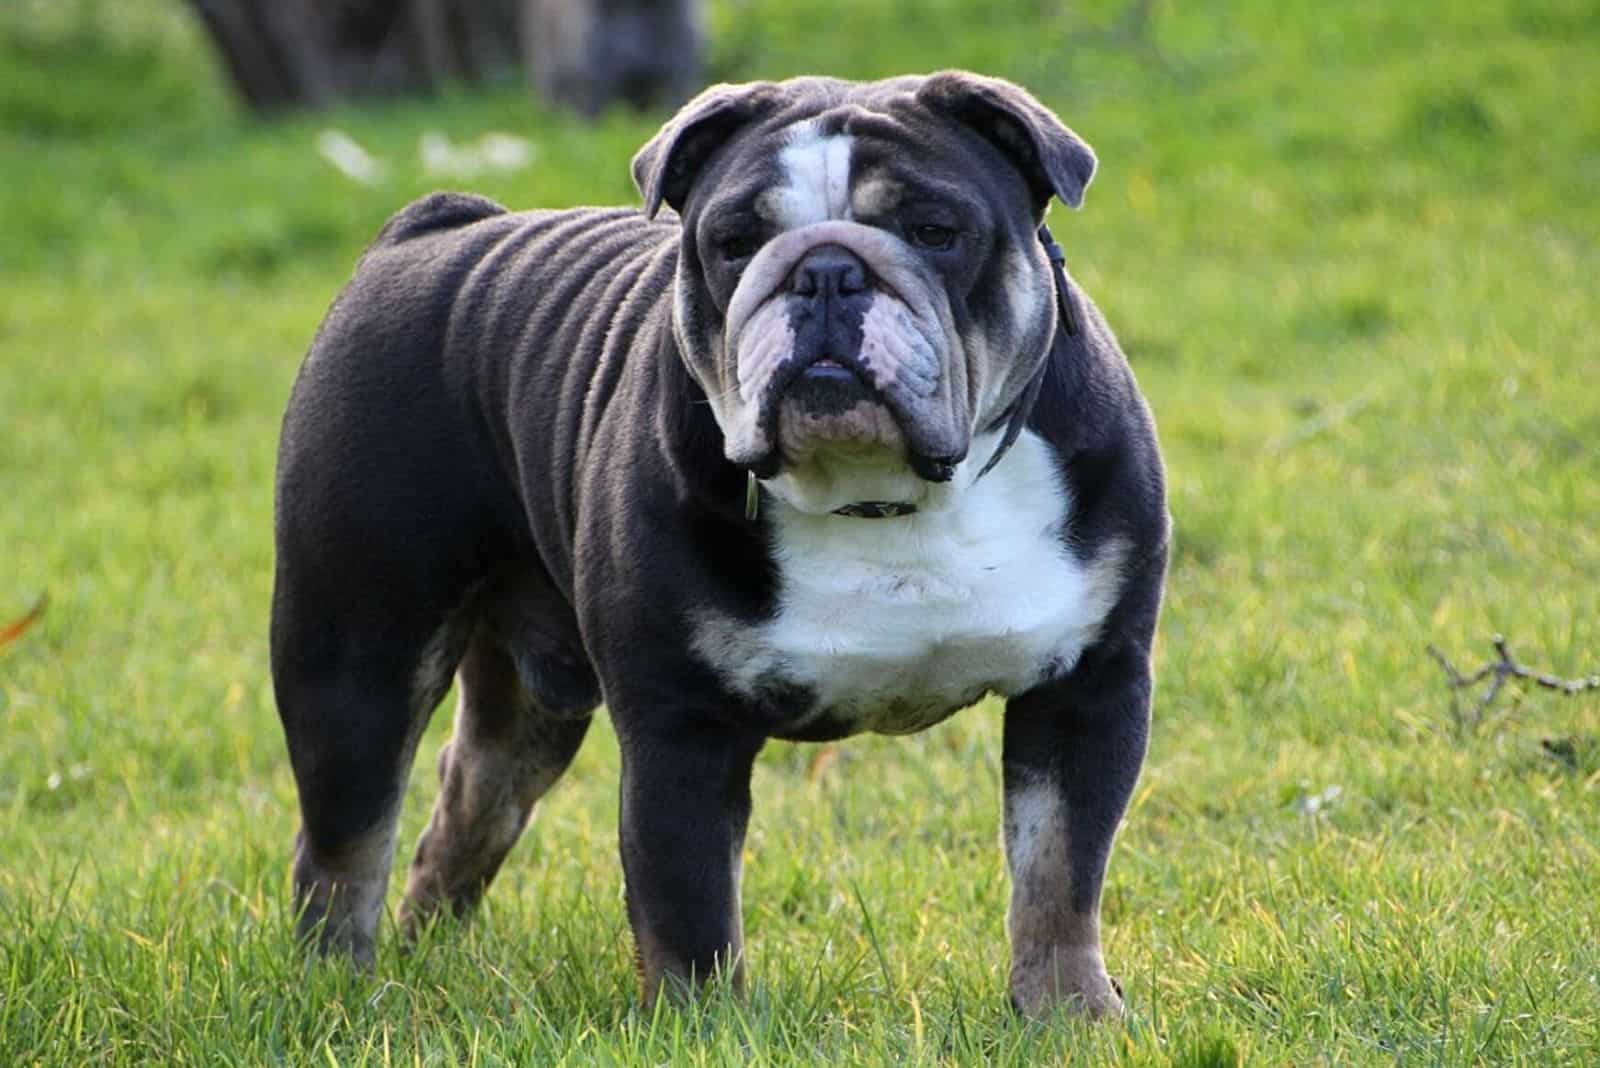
763 123 854 229
693 433 1127 735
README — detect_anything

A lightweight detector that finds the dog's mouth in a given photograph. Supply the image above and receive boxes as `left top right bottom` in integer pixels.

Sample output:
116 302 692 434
802 356 853 380
738 349 963 484
776 351 875 413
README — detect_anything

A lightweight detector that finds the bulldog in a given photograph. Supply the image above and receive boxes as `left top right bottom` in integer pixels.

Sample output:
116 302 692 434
271 71 1169 1019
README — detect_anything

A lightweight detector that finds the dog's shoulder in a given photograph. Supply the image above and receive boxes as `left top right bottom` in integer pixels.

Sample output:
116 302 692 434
1029 284 1170 565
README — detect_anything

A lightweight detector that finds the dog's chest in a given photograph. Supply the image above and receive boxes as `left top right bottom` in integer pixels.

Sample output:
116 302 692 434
695 436 1124 735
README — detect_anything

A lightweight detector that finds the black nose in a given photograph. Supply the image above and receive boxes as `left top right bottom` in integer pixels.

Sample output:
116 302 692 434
789 245 868 298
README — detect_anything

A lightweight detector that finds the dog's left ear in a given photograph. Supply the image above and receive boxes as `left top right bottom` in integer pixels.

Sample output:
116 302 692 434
916 72 1097 211
633 82 789 218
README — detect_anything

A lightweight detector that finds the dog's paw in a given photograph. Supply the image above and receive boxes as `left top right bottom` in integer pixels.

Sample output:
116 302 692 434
293 900 378 971
1009 944 1125 1020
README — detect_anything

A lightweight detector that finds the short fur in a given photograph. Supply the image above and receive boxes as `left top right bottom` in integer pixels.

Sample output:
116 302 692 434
272 72 1168 1018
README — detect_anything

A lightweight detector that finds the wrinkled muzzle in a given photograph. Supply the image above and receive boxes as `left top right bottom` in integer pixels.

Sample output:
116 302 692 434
717 221 972 480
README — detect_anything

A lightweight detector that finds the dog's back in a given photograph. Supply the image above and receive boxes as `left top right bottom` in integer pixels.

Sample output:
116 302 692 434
276 194 679 604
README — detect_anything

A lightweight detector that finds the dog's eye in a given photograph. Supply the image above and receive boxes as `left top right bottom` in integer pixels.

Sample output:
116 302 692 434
907 224 957 251
718 235 760 262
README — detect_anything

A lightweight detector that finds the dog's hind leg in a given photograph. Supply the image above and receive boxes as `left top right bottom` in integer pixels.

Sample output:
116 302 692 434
399 628 594 936
273 610 466 968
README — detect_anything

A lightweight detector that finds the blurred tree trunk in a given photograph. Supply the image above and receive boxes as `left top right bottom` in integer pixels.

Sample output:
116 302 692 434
525 0 702 117
186 0 702 117
186 0 523 113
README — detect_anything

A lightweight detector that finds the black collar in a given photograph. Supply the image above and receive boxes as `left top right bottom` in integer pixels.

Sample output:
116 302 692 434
748 224 1077 521
970 223 1076 483
831 500 919 519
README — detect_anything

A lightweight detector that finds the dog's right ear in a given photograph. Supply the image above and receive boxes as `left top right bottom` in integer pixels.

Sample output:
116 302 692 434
632 82 787 218
916 71 1096 212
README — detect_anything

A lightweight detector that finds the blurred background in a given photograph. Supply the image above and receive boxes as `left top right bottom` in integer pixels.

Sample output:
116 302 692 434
1 2 1596 1061
5 0 1593 693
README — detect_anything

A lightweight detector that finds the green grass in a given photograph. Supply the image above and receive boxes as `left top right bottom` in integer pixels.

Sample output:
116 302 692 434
3 0 1598 1063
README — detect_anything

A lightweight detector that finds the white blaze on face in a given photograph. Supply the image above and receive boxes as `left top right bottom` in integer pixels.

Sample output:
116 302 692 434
763 122 855 228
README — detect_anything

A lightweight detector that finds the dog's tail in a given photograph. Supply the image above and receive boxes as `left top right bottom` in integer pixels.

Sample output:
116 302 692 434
373 192 508 247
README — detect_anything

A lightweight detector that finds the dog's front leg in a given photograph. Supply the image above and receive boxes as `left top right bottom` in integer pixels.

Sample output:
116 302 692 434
1001 645 1152 1019
616 714 765 1003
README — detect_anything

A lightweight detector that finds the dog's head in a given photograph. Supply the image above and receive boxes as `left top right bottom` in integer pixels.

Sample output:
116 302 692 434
634 72 1095 513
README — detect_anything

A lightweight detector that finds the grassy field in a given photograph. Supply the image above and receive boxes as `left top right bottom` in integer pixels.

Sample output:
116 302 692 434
3 0 1598 1063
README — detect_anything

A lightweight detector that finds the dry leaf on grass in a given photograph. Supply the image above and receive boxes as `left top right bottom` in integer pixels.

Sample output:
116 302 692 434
0 593 48 650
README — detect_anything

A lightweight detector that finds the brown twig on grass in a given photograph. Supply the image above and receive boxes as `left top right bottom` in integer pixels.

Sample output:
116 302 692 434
1426 635 1600 734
